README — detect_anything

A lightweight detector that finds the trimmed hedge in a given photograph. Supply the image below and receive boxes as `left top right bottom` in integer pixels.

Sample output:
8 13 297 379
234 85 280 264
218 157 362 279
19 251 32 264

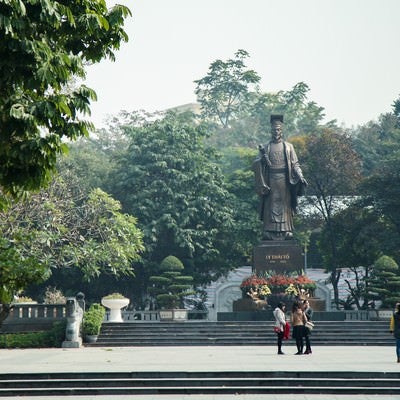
0 321 66 348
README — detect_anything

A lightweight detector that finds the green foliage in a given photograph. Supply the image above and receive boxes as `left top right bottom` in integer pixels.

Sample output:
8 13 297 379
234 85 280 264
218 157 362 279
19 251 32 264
352 113 400 177
0 321 66 348
250 82 330 139
354 101 400 264
368 256 400 308
57 126 130 193
83 303 105 336
361 160 400 240
318 203 389 271
0 174 144 305
203 81 332 150
300 129 362 307
149 255 194 309
194 49 260 128
0 236 50 304
0 0 131 199
318 202 396 309
160 255 184 271
303 129 362 201
222 146 260 256
102 292 126 299
109 111 237 285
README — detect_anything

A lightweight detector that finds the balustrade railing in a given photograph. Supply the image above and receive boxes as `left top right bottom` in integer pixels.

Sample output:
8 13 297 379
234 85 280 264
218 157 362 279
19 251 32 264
1 303 391 328
6 304 66 321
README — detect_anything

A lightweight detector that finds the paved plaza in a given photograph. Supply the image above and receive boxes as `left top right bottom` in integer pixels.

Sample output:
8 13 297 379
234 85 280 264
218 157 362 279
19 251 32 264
1 344 400 399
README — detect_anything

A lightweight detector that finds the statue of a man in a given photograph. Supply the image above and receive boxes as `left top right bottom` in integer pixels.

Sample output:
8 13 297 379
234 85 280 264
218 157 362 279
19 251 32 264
253 115 307 240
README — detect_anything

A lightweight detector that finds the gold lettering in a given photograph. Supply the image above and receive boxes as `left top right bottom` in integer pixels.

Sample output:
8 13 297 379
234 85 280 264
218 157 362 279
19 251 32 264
267 253 290 261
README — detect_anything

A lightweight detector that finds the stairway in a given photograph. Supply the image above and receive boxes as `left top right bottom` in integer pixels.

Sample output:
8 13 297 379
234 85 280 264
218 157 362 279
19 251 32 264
0 371 400 397
90 320 391 347
1 370 400 396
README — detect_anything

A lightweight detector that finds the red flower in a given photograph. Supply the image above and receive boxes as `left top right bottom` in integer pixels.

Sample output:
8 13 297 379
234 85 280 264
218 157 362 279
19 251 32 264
240 275 268 288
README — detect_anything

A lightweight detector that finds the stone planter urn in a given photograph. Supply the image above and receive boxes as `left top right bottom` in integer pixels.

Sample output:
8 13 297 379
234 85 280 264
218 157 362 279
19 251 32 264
101 296 129 322
84 334 99 344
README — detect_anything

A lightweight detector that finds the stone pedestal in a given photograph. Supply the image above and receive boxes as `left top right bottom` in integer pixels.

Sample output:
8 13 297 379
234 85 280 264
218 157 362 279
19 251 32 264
232 298 268 312
308 297 326 311
253 240 304 274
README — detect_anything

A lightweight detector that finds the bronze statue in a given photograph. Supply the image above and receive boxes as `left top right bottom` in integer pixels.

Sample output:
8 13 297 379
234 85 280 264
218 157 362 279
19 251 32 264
253 115 307 240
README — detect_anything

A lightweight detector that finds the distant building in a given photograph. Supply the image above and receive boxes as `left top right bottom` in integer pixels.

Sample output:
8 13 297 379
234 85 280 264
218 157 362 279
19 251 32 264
166 102 201 114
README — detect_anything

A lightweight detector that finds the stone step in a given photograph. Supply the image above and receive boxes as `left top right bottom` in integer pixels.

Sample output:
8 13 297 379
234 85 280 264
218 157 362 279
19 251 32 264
1 371 400 396
91 320 392 347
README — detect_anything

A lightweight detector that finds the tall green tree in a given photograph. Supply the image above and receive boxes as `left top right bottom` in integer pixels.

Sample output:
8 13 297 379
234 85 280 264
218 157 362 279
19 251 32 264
352 113 399 177
194 49 260 128
0 0 131 200
318 202 394 309
57 125 129 193
357 105 400 243
302 129 362 307
222 146 260 260
250 82 333 140
109 111 238 286
204 82 333 151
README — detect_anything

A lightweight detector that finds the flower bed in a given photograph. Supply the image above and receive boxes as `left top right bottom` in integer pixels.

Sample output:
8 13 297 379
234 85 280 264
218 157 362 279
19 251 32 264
240 275 271 299
240 273 317 302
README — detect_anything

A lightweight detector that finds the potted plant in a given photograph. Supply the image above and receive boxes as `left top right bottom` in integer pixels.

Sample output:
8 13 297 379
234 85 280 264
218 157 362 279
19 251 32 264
149 255 194 321
101 293 129 322
82 303 105 343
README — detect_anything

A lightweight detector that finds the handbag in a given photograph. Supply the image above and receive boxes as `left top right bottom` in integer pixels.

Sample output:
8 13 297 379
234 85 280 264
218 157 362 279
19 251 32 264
305 321 314 330
283 321 290 340
273 326 281 333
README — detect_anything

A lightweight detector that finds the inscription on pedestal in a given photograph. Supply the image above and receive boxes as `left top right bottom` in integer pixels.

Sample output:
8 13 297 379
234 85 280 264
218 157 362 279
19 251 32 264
253 241 304 274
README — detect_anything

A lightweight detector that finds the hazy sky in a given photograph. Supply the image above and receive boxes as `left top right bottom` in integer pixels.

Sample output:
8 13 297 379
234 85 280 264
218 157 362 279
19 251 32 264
84 0 400 128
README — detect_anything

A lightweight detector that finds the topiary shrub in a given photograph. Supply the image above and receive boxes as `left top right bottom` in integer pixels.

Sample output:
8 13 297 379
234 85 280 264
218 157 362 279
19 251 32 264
149 255 194 309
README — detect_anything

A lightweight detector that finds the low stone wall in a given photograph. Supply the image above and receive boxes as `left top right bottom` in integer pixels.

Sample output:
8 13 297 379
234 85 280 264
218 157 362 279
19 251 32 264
217 310 392 322
1 304 66 333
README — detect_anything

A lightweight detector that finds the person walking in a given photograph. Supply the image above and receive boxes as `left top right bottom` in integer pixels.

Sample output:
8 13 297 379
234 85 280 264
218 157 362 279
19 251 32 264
302 299 313 354
273 302 286 355
291 302 306 355
389 302 400 362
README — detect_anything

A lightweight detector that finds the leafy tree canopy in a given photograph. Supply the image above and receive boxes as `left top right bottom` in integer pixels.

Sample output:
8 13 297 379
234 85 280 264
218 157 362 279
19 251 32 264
299 129 362 306
250 82 333 138
357 99 400 241
0 0 131 199
0 172 144 307
194 49 260 128
302 129 362 221
109 111 239 285
352 112 400 177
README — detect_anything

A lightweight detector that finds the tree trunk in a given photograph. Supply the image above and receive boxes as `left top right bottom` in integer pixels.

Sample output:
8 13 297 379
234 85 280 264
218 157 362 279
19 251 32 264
0 304 12 329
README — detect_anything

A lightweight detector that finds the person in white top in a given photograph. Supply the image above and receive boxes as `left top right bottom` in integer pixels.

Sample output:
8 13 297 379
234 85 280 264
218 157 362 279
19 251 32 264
273 302 286 355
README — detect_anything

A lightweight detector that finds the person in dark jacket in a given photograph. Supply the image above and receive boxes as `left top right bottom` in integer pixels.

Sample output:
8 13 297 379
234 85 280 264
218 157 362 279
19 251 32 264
302 299 313 354
389 302 400 362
